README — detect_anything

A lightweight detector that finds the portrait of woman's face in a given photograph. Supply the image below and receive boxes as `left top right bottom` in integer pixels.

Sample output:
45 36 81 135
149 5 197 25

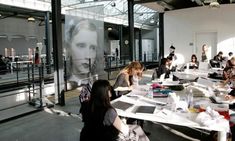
71 28 98 74
202 45 208 52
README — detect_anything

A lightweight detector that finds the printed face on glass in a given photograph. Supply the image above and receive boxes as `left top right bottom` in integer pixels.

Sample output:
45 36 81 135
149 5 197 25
170 48 175 53
202 45 208 52
71 28 97 74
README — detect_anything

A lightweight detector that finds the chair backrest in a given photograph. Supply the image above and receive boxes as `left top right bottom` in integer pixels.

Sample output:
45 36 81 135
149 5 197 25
159 73 165 82
79 81 92 103
79 81 92 121
79 74 98 103
209 59 221 68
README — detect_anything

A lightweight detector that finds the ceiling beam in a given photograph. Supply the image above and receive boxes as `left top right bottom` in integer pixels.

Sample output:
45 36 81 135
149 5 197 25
157 1 174 10
134 0 161 5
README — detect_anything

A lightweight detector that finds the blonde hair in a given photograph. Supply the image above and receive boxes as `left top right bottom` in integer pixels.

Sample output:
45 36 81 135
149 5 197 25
231 56 235 61
122 61 143 75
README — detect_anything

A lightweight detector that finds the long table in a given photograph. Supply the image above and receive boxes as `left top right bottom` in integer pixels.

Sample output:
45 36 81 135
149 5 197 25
10 61 33 73
112 85 230 141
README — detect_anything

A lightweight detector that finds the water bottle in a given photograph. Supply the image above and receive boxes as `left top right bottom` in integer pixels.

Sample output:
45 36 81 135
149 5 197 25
147 86 153 99
187 88 193 109
169 73 173 80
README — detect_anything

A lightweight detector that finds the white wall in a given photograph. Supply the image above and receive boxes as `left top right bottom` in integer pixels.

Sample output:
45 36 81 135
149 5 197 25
164 4 235 63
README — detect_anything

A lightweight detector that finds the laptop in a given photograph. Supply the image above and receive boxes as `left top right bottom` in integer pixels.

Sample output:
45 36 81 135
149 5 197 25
139 69 155 85
209 95 231 104
199 62 209 70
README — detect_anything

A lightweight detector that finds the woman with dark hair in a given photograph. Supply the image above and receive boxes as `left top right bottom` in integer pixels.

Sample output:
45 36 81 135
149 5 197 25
80 80 149 141
157 58 170 78
189 54 199 69
214 51 224 62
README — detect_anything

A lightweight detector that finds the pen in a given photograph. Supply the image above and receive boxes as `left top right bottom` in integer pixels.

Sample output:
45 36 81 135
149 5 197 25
162 111 167 115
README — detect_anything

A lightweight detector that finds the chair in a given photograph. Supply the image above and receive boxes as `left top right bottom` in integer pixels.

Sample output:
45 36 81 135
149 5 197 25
79 75 98 121
79 81 92 121
209 59 221 68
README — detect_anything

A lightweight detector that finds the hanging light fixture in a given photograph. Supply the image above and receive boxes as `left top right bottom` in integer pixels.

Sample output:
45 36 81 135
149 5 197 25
150 17 155 24
111 1 116 7
27 16 35 22
209 1 220 9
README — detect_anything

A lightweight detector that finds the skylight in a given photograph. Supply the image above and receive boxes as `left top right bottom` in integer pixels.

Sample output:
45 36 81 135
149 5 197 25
0 0 158 28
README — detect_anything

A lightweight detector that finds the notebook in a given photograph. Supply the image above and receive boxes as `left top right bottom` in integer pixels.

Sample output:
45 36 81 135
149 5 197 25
209 95 231 104
112 101 134 111
153 92 169 98
134 106 156 114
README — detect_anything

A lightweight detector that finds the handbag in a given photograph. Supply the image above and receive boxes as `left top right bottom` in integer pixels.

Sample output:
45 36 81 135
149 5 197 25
118 130 139 141
117 125 149 141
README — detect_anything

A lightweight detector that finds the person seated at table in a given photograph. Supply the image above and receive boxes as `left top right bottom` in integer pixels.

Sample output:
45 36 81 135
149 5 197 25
132 62 145 86
225 55 234 68
157 58 171 79
188 54 199 69
113 62 150 135
80 79 149 141
214 51 224 62
80 80 129 141
223 57 235 88
113 61 144 97
209 52 224 68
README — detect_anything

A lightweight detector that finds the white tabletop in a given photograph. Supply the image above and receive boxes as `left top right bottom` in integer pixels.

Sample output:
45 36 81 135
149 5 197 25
112 84 230 141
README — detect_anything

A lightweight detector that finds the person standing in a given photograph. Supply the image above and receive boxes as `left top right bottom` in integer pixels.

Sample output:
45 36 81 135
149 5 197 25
34 47 40 65
167 45 177 71
115 48 119 58
168 45 177 61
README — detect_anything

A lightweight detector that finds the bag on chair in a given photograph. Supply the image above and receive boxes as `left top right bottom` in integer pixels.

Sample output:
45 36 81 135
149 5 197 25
117 125 149 141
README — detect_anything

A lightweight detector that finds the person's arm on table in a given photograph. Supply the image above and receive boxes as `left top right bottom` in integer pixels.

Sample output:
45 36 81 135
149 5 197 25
113 116 129 136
